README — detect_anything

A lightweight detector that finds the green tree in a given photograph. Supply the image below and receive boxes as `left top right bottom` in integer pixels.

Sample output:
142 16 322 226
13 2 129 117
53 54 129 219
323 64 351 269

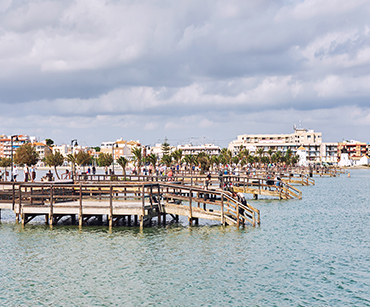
197 154 211 174
117 156 129 178
14 144 39 166
44 151 64 179
171 149 183 165
97 153 113 167
146 153 158 170
161 154 172 168
131 147 143 174
183 155 196 173
76 151 92 171
45 139 54 147
161 138 171 156
0 157 12 180
93 147 101 152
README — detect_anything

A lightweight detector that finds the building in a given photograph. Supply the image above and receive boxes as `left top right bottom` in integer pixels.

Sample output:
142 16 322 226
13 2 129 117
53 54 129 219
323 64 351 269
228 127 323 162
31 142 52 160
177 144 221 156
0 135 31 158
338 140 367 159
100 139 141 160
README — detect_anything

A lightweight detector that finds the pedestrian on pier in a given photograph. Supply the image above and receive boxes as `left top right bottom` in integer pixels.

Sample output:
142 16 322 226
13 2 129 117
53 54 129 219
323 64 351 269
13 165 18 182
24 164 29 182
31 166 36 182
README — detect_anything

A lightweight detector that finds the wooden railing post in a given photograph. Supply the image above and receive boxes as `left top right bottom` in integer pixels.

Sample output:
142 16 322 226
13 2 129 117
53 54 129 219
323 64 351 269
79 183 83 227
49 185 54 226
221 194 224 226
109 185 113 228
140 184 145 228
189 188 193 225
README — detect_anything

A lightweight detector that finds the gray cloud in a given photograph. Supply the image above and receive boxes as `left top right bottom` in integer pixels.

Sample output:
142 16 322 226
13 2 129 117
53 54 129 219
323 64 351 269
1 0 370 146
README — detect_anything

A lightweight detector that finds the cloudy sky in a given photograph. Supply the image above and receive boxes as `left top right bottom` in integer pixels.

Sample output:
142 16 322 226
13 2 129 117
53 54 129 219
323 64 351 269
1 0 370 147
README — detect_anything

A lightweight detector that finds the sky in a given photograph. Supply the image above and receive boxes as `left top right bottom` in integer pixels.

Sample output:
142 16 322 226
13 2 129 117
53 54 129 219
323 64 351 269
1 0 370 148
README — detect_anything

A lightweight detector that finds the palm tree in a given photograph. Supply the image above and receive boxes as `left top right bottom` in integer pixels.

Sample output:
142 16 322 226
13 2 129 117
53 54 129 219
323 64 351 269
76 151 92 172
171 149 183 166
66 153 77 179
97 153 113 168
0 157 12 181
131 147 143 174
267 149 273 163
117 156 129 178
146 153 158 171
44 151 64 179
161 154 172 168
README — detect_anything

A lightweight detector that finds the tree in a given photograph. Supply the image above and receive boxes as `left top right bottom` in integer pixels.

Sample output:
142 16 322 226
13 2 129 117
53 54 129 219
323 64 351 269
161 138 171 156
197 154 211 174
66 153 77 179
0 158 12 180
45 139 54 147
161 154 172 168
183 155 196 172
44 151 64 179
146 153 158 170
93 147 101 152
76 151 92 171
171 149 183 165
117 156 129 177
14 144 39 166
131 147 143 174
97 153 113 168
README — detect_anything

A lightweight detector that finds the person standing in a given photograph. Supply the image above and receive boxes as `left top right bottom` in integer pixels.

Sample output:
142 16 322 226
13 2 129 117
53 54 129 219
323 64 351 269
31 166 36 182
24 164 30 182
13 165 18 182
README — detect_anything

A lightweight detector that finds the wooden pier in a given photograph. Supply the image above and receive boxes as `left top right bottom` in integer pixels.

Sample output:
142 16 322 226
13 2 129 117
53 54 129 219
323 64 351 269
0 181 260 228
76 174 303 200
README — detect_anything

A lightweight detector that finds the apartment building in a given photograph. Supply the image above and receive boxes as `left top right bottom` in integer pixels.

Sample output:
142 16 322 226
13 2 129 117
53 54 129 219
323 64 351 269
0 135 31 158
229 127 323 162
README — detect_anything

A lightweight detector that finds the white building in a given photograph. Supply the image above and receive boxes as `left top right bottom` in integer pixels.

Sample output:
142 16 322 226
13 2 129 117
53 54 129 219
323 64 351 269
229 127 324 162
177 144 221 156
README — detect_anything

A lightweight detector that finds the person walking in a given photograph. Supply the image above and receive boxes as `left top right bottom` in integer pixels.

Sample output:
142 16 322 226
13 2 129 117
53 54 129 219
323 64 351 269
31 166 36 182
13 165 18 182
24 164 29 182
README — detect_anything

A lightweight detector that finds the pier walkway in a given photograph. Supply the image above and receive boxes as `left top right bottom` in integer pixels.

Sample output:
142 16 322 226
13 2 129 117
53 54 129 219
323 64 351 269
76 174 303 200
0 182 260 228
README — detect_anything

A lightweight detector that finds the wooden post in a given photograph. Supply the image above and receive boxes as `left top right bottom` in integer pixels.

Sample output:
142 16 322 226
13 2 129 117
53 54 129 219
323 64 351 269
140 184 145 228
189 188 193 225
17 187 22 223
12 182 15 211
79 183 83 227
49 185 54 226
109 185 113 228
221 194 224 226
236 200 240 227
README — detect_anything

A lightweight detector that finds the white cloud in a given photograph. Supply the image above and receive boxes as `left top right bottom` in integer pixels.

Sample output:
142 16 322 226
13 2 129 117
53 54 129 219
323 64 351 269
1 0 370 146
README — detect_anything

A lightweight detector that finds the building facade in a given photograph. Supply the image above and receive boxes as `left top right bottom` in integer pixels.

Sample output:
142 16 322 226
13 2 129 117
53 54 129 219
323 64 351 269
228 128 323 162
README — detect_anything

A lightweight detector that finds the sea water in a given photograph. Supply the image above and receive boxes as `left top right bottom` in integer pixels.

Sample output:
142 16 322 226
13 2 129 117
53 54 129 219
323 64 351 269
0 169 369 306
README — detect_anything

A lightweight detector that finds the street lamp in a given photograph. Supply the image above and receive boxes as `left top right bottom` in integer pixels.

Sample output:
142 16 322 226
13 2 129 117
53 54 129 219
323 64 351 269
112 143 118 174
71 139 78 180
10 135 19 182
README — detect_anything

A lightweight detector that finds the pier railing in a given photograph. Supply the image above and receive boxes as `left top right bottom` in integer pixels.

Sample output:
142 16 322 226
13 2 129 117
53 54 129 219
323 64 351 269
76 174 302 200
0 181 260 227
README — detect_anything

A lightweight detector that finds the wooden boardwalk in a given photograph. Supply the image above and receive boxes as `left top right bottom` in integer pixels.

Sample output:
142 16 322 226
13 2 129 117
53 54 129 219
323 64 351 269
76 174 303 200
0 182 260 228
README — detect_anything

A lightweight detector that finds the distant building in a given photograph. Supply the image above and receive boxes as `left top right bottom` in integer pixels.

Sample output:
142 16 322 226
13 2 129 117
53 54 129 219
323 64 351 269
177 144 221 156
228 127 323 162
0 135 31 158
338 140 367 159
31 142 52 160
100 139 141 160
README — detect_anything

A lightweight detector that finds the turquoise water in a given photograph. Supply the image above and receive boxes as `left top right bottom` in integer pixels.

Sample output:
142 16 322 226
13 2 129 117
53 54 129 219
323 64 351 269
1 170 369 306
